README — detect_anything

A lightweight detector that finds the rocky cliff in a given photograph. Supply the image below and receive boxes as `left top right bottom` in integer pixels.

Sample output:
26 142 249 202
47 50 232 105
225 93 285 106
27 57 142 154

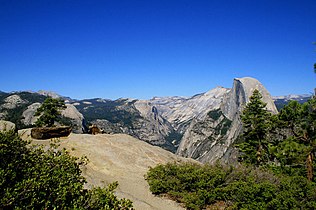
74 98 177 151
176 77 278 163
149 87 230 133
1 77 278 163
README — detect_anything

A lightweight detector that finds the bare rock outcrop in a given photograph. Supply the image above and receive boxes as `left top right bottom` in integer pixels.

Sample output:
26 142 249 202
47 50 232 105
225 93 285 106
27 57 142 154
57 134 194 210
134 100 174 147
0 120 16 132
150 87 230 133
2 95 27 109
22 103 41 125
177 77 278 163
61 104 86 133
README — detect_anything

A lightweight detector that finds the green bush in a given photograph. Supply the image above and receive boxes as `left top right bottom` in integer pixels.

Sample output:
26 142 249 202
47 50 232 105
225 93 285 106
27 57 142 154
146 162 316 209
0 131 133 209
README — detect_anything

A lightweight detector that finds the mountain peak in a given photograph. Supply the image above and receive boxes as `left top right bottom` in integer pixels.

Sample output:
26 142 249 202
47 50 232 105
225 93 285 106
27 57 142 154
37 90 61 99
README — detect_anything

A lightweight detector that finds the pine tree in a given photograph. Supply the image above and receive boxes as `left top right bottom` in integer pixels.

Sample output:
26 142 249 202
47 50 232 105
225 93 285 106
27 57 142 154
34 97 67 127
274 99 316 181
238 89 272 165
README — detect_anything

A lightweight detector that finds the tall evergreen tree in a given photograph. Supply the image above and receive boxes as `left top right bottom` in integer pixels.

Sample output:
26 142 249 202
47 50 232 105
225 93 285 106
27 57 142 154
35 97 66 127
238 89 272 165
273 99 316 181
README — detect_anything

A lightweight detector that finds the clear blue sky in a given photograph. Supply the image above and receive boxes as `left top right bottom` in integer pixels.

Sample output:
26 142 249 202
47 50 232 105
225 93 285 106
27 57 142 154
0 0 315 100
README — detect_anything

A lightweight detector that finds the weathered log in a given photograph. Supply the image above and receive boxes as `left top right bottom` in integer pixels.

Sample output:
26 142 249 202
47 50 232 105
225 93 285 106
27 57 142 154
31 126 72 140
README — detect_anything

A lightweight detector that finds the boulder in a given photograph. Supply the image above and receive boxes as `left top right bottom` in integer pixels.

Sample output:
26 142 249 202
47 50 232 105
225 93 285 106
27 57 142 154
0 120 16 132
61 104 86 133
22 102 41 125
31 126 72 140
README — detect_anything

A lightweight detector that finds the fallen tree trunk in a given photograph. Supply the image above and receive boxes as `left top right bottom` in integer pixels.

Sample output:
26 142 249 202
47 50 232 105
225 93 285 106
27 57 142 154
31 126 72 140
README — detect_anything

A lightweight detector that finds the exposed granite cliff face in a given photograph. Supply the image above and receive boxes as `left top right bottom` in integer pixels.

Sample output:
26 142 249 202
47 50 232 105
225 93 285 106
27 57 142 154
22 103 41 125
61 104 86 133
21 102 85 133
76 98 177 151
149 87 230 133
1 77 278 163
133 100 175 148
177 77 278 163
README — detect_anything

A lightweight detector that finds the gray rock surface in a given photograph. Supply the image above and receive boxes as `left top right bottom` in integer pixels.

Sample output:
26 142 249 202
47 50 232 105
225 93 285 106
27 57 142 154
133 100 174 146
0 120 16 132
149 87 230 133
61 104 85 133
2 95 27 109
177 77 278 163
37 90 61 99
22 103 41 125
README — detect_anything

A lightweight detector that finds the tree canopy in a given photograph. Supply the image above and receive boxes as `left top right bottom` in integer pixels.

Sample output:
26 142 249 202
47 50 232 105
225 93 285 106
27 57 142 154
35 97 67 127
238 89 272 165
237 89 316 181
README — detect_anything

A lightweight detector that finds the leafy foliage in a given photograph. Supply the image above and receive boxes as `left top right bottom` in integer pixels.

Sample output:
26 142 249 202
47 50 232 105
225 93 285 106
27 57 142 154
0 131 133 209
146 162 316 210
238 89 316 181
270 99 316 180
237 89 272 165
146 89 316 209
146 162 228 209
35 97 67 127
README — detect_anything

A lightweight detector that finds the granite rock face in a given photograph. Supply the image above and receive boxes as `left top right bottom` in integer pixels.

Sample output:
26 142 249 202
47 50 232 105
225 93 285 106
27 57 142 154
2 95 27 109
176 77 278 163
133 100 176 150
22 103 41 125
149 87 230 133
0 120 16 132
61 104 86 133
80 99 177 151
0 77 278 163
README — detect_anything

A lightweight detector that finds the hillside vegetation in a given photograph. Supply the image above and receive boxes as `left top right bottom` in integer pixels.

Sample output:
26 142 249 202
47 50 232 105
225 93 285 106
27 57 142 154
146 90 316 209
0 131 133 209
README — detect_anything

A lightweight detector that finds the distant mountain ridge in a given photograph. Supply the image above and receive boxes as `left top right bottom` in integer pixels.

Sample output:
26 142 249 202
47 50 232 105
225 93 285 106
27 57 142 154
0 78 309 163
273 94 312 111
